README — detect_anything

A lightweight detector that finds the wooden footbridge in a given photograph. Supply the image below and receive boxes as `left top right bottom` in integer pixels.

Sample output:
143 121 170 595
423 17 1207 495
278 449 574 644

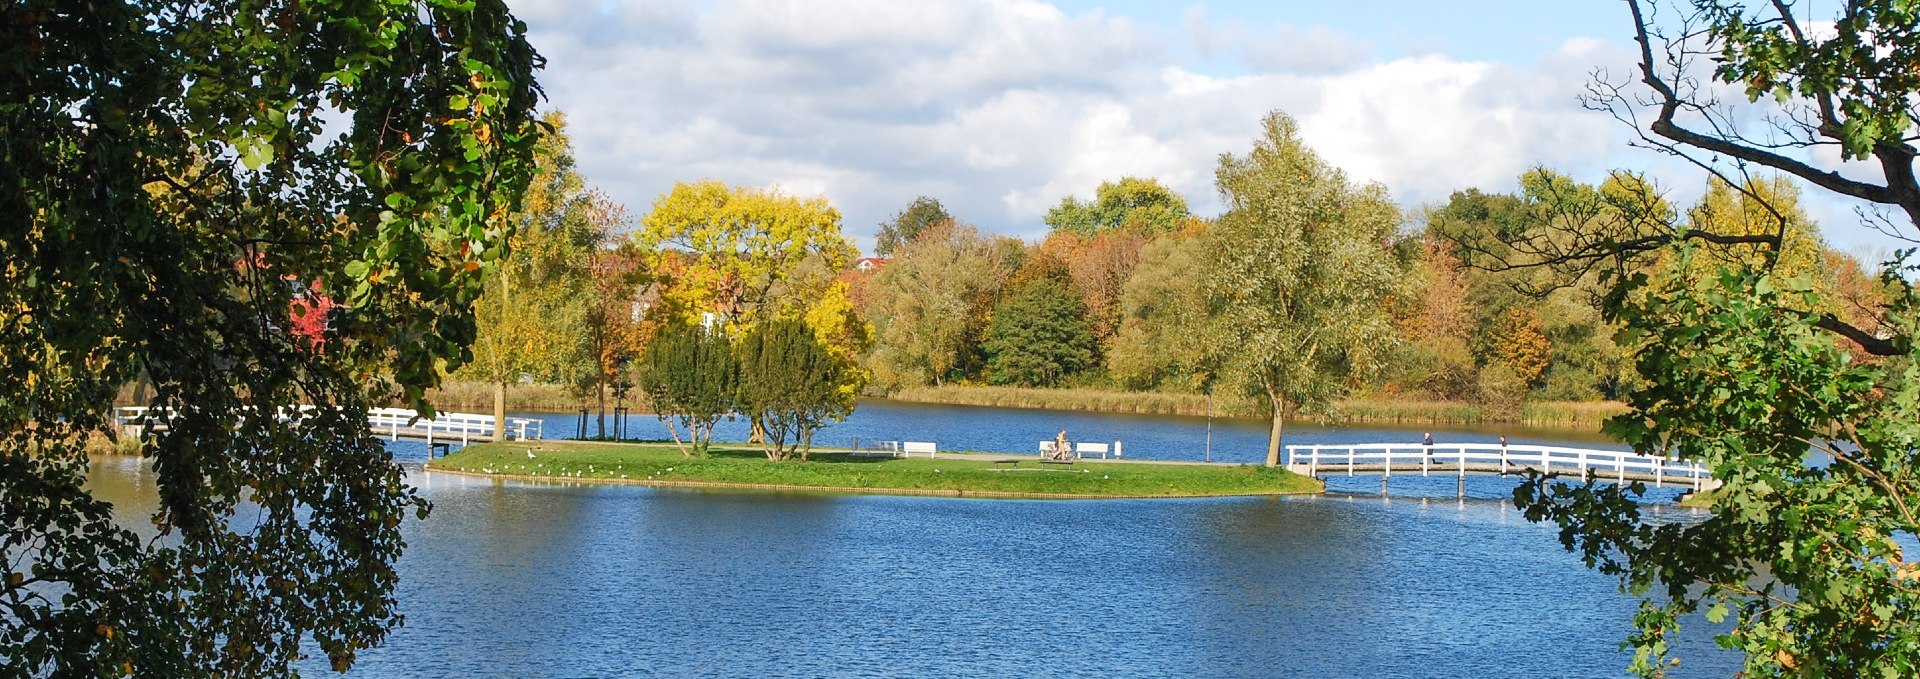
1285 442 1719 494
114 406 543 448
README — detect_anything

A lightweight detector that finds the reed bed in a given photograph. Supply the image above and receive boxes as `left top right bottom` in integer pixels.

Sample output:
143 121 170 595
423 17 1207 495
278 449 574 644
885 385 1625 430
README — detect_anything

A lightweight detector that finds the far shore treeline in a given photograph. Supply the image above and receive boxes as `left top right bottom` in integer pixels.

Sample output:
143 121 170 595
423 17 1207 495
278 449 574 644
441 110 1896 462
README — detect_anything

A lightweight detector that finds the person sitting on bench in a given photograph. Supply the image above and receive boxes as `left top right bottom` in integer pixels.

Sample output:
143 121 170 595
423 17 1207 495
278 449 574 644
1049 430 1072 460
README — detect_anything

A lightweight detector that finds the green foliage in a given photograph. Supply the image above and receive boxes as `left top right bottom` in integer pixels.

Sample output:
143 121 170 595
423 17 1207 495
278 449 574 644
1206 111 1406 466
1109 230 1212 391
874 196 952 257
1704 0 1920 161
1043 177 1192 236
0 0 541 673
1518 256 1919 677
734 318 856 460
864 223 1007 389
464 113 599 390
982 280 1097 387
636 323 737 457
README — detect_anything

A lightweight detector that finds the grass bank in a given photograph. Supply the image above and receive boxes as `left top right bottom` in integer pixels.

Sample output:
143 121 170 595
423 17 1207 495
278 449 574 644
885 385 1625 430
429 440 1323 499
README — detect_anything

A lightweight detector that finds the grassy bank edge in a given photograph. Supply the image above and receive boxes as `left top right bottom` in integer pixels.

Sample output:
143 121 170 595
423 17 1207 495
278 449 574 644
427 441 1324 500
421 465 1324 500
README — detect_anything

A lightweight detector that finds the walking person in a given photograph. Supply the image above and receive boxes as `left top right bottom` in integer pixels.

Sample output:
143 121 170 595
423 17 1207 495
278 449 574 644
1423 431 1434 458
1052 430 1071 460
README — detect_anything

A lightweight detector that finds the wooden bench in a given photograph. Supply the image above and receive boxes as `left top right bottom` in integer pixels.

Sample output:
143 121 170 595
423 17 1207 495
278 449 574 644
1039 459 1074 468
992 459 1020 469
902 441 937 458
428 442 453 459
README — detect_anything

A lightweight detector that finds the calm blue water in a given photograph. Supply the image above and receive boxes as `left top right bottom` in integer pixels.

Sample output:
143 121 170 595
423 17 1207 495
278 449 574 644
185 400 1754 677
68 400 1739 676
263 470 1733 678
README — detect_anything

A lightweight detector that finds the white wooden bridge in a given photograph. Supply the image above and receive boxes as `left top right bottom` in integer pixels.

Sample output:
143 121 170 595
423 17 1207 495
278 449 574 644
1285 442 1719 493
114 406 542 448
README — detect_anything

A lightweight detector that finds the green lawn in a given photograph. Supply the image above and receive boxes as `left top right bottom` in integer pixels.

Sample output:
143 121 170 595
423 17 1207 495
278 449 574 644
429 441 1323 498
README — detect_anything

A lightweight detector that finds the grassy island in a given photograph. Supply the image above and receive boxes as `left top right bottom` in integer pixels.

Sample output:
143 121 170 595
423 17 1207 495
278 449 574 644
428 441 1323 499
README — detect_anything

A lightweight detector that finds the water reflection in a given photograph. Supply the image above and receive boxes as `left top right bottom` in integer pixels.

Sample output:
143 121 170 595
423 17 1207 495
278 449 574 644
88 427 1741 678
312 470 1735 677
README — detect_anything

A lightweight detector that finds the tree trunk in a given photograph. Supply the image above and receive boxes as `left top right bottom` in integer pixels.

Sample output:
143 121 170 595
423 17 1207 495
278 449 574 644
130 368 150 406
1265 384 1286 468
493 381 507 441
595 381 607 439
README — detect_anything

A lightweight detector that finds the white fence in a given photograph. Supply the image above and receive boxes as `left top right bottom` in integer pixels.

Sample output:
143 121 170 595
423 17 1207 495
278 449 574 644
114 406 541 446
1284 442 1716 491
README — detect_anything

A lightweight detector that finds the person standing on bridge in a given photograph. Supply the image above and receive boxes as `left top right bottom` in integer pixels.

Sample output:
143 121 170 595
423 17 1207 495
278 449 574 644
1423 431 1433 457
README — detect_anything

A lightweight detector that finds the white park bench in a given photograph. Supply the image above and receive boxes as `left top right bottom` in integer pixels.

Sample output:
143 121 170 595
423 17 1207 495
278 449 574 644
849 440 905 458
1036 440 1123 459
902 441 938 458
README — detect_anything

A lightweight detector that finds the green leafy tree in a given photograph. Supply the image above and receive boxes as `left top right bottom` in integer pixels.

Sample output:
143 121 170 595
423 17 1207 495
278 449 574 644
982 280 1096 387
0 0 541 673
1109 228 1213 391
862 222 1008 389
1494 1 1920 674
874 195 952 257
1044 177 1192 236
1206 111 1406 467
636 323 737 457
734 318 856 460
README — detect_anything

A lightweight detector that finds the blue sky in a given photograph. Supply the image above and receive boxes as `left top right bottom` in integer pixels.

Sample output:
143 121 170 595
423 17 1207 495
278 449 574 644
516 0 1906 257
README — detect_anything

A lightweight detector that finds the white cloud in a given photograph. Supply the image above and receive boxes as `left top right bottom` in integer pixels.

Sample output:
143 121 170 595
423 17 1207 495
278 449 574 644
516 0 1690 250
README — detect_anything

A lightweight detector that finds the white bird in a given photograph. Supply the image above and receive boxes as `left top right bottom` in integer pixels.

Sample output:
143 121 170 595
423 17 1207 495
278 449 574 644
527 449 536 459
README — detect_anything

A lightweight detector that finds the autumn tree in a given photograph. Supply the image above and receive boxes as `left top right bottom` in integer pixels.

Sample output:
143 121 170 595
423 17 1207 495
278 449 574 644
573 192 648 439
1206 111 1406 467
1492 2 1920 674
464 112 597 438
1386 238 1476 399
862 222 1010 389
874 195 952 257
0 0 541 673
1045 176 1193 236
636 180 857 331
1062 226 1150 345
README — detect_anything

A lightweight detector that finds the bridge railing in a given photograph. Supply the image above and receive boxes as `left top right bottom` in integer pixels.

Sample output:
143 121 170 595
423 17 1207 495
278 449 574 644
114 406 540 445
1284 442 1714 491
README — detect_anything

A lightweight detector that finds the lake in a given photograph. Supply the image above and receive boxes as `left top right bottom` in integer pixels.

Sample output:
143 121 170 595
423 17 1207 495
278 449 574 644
89 400 1738 677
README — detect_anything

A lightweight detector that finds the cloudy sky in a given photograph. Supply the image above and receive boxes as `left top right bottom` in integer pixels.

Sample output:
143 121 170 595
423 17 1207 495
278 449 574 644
515 0 1905 256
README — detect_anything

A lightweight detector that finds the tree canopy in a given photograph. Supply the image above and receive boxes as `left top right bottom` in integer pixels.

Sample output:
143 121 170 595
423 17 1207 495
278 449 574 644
1206 111 1406 467
1491 1 1920 674
1 0 542 673
874 196 952 257
982 279 1097 388
636 180 856 331
1043 176 1193 236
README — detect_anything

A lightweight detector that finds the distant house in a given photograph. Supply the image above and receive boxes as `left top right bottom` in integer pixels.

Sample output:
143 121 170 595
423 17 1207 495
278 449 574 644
853 257 889 273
